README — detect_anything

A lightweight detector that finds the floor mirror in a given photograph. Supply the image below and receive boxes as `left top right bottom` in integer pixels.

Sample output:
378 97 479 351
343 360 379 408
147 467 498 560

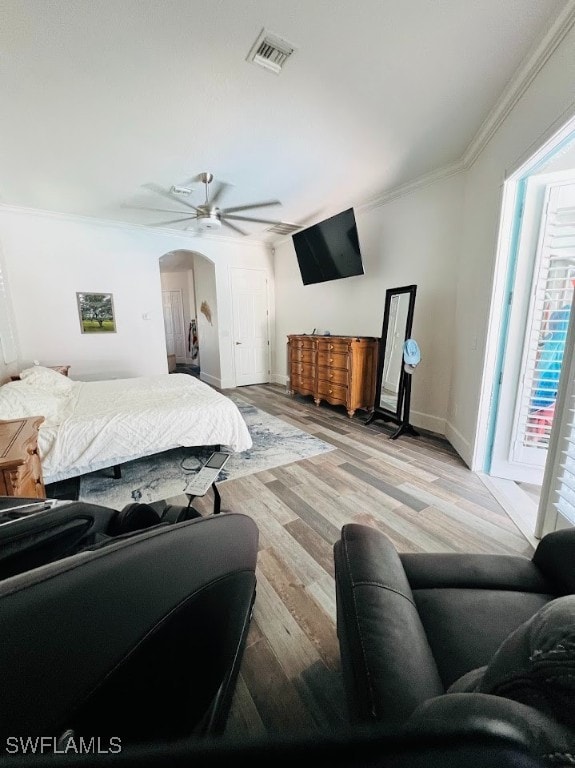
366 284 418 439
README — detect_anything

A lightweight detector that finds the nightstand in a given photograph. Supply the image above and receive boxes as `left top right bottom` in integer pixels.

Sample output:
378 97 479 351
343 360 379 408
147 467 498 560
0 417 46 498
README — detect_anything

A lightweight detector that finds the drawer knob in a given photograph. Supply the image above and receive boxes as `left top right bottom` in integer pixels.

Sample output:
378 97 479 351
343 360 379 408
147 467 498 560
329 389 333 394
329 358 333 363
330 373 333 378
329 344 333 350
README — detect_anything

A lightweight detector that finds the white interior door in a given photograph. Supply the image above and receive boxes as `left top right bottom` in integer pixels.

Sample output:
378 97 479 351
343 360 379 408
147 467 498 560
162 290 186 361
490 178 575 484
230 268 270 386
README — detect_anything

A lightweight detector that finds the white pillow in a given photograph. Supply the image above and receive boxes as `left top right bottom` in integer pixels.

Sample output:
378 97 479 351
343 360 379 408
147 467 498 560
19 365 74 394
0 382 67 426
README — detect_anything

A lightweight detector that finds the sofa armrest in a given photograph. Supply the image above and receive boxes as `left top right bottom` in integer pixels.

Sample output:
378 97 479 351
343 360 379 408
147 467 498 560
407 693 575 764
334 524 443 725
533 528 575 594
0 512 259 740
400 553 554 593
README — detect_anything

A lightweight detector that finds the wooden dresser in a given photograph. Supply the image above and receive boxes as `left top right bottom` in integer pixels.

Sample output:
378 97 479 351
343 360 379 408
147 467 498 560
287 335 378 417
0 417 46 498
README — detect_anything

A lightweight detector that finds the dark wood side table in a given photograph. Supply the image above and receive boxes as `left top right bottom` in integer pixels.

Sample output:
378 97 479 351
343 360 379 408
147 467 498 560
0 417 46 498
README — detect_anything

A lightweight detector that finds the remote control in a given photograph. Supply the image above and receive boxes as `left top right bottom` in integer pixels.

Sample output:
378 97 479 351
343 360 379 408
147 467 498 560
185 451 230 497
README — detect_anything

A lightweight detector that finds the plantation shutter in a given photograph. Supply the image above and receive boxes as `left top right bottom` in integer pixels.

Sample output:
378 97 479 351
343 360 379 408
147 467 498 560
511 183 575 462
537 290 575 535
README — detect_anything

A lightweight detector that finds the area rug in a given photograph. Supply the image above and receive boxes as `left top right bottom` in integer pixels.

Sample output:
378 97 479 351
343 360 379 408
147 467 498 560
78 399 335 509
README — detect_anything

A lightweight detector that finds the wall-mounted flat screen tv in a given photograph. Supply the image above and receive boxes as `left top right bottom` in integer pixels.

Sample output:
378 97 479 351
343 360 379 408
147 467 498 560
292 207 364 286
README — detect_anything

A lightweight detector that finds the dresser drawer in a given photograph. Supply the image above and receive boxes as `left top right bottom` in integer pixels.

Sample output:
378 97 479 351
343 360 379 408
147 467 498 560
291 362 316 378
317 351 348 369
318 367 348 386
290 337 315 351
317 340 349 355
291 375 316 394
291 349 315 365
317 380 348 402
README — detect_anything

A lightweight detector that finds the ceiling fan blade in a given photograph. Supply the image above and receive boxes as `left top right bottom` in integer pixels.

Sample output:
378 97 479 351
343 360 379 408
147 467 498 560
122 204 196 215
222 200 281 214
225 214 285 225
221 218 249 236
143 182 198 211
209 181 230 207
149 216 195 227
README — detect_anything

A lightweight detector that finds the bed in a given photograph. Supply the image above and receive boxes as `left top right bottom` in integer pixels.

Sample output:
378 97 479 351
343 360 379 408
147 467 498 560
0 367 253 484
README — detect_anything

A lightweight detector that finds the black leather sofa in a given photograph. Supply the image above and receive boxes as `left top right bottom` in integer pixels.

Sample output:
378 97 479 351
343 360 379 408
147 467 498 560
0 501 555 767
334 523 575 764
0 505 259 744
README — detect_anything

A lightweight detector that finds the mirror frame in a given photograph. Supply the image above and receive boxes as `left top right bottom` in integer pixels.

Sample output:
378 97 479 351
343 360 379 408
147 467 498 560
372 284 417 422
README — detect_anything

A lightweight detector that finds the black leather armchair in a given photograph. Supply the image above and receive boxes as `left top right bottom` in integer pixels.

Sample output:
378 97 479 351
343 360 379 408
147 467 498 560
0 511 258 744
334 524 575 762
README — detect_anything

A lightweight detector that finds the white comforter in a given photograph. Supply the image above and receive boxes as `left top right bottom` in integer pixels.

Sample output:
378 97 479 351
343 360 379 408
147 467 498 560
32 375 252 483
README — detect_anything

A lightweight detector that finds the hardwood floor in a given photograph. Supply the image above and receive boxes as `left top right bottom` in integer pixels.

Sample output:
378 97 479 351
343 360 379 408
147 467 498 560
175 384 533 739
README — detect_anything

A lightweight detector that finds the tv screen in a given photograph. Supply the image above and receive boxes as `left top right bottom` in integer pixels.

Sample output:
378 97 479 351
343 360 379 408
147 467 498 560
292 208 364 286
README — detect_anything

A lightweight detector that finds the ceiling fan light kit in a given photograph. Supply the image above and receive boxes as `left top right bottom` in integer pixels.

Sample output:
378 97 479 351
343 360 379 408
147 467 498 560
192 211 222 232
145 171 284 236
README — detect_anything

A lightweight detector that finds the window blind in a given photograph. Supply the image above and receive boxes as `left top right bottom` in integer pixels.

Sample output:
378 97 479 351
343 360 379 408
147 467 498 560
512 187 575 456
537 299 575 533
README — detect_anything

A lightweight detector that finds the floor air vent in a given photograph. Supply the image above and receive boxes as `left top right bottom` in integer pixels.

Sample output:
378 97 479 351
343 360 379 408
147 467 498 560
247 29 296 74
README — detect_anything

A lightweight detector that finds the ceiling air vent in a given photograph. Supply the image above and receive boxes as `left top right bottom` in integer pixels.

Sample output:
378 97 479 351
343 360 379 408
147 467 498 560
266 222 301 236
247 29 296 74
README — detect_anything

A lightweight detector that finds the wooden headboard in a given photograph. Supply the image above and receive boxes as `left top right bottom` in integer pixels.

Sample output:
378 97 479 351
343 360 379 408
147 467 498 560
2 365 71 383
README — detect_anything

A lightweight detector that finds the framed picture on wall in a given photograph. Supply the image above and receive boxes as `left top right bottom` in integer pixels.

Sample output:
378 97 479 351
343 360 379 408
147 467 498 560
77 292 117 334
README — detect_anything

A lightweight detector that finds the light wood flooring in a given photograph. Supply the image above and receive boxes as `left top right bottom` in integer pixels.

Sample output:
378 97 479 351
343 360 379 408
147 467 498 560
175 384 533 740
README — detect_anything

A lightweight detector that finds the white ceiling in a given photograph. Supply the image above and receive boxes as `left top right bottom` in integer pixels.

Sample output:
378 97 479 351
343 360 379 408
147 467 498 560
0 0 568 241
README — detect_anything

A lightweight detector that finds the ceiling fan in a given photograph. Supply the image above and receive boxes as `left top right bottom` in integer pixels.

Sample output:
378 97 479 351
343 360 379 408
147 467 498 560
142 172 286 235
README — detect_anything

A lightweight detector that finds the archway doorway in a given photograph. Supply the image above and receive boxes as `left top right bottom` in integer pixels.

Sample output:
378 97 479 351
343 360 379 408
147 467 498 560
158 250 214 379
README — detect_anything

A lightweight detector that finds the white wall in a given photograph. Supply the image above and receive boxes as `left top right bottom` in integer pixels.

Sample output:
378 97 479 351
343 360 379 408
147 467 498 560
0 211 171 379
0 238 19 382
448 23 575 465
0 208 273 384
272 19 575 458
273 174 464 434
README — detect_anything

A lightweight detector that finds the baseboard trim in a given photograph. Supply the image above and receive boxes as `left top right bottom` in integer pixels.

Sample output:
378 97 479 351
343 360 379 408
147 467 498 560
271 373 289 387
410 410 446 436
444 420 472 467
200 372 222 389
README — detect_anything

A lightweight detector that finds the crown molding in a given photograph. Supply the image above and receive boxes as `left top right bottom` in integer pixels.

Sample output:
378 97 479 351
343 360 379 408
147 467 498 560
357 2 575 217
462 2 575 169
342 3 575 219
357 160 465 213
0 203 269 248
267 159 465 249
